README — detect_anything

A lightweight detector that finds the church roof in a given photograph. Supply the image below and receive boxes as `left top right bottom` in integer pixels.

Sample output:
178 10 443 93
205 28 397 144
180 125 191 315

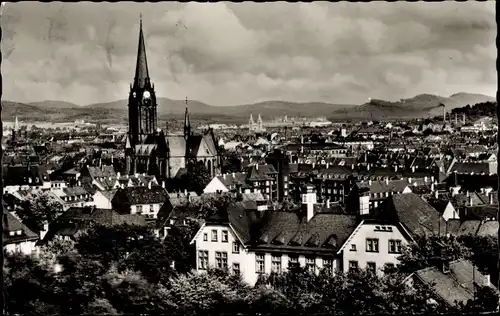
134 17 150 89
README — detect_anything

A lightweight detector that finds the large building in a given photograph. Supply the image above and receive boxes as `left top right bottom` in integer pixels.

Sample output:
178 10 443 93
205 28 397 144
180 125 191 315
124 17 220 180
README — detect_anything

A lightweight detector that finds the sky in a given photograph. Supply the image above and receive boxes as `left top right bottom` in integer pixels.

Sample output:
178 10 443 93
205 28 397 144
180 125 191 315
1 1 496 106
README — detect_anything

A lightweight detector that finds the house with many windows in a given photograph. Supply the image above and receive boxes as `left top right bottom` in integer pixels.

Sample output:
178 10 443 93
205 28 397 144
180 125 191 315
190 185 445 285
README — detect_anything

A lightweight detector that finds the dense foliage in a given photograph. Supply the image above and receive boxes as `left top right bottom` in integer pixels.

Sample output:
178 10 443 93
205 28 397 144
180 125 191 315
4 225 499 315
450 101 497 119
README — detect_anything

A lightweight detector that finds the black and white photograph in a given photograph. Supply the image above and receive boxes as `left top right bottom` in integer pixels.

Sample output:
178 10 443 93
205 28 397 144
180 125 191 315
0 1 499 315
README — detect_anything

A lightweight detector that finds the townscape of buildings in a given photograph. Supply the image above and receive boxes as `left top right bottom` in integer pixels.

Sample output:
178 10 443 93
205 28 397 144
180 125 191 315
2 18 498 308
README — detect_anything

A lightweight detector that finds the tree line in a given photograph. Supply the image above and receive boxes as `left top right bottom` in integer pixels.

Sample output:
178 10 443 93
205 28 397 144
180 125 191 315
3 219 499 315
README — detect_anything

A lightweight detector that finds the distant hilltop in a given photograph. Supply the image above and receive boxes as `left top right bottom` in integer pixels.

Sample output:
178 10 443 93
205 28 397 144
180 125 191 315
2 92 495 124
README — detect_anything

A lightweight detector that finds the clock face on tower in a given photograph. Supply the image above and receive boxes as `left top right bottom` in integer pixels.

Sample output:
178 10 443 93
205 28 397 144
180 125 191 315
143 91 151 99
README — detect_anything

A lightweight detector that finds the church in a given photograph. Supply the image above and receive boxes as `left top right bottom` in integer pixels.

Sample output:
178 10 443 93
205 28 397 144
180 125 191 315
125 17 220 181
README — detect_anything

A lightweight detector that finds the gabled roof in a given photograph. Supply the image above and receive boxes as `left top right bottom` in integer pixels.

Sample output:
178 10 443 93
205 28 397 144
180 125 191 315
3 210 39 244
245 164 277 181
413 259 495 307
374 193 446 237
113 186 168 205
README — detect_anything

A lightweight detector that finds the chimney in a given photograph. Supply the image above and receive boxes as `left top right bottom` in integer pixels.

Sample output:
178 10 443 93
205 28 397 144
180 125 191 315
326 162 329 169
256 164 259 171
424 176 428 183
367 164 370 171
489 192 494 205
431 182 435 192
312 162 316 169
434 189 439 199
408 177 412 184
431 175 435 183
223 174 226 180
326 199 330 208
162 181 165 189
385 178 389 185
232 172 235 178
121 183 125 189
395 165 398 172
99 158 102 167
184 189 188 195
468 195 473 207
368 179 372 186
148 182 152 190
117 172 121 178
302 185 317 222
40 221 49 240
412 166 415 173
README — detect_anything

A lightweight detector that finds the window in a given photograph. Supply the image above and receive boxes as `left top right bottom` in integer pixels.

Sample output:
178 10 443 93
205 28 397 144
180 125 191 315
256 253 265 274
211 230 218 242
232 242 240 254
367 262 376 274
203 233 208 241
222 230 229 243
271 255 282 273
388 239 402 254
366 238 379 252
198 250 209 270
350 244 357 252
136 205 143 214
288 255 299 268
233 263 240 275
306 257 316 273
150 205 154 213
348 260 358 273
215 252 228 269
384 263 396 273
323 258 333 274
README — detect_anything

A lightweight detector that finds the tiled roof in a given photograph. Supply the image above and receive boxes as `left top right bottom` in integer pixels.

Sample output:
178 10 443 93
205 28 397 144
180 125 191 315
3 210 39 243
86 165 116 180
217 173 248 189
449 162 496 174
375 193 446 237
115 186 168 205
207 202 358 253
166 135 186 157
4 165 47 186
414 259 493 307
246 164 277 181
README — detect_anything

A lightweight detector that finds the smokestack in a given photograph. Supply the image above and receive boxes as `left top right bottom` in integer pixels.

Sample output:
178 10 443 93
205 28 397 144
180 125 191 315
442 105 446 124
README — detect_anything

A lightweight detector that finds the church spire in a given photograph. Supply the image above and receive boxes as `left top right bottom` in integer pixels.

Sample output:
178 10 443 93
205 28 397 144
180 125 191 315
184 97 191 139
134 14 150 89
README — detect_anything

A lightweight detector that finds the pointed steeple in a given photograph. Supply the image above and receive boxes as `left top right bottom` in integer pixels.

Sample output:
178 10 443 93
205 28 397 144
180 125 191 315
134 14 150 89
184 97 191 139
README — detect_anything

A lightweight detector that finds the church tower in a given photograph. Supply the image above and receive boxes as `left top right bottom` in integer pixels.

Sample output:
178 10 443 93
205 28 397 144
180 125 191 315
184 97 191 140
128 15 157 148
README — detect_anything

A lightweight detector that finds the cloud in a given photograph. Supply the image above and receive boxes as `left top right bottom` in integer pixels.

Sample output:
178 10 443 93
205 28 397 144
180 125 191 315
2 1 496 106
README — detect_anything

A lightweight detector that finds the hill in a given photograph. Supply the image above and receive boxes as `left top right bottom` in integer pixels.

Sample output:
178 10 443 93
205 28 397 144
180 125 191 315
334 93 495 121
27 100 81 109
2 92 495 124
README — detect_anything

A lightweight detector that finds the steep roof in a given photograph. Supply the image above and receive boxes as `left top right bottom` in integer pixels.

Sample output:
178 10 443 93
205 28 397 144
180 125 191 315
134 17 150 89
413 259 494 307
3 210 39 244
375 193 446 237
206 202 358 253
114 186 168 205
